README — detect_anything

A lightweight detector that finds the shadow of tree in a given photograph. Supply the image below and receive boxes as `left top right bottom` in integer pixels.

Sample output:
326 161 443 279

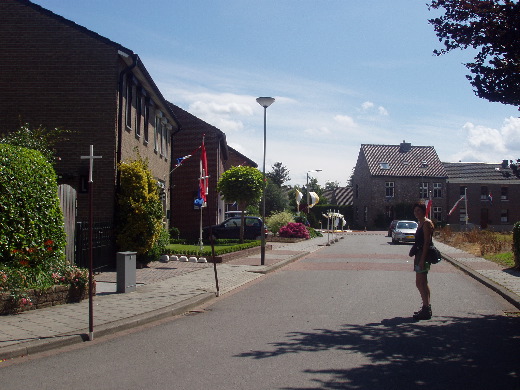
235 315 519 389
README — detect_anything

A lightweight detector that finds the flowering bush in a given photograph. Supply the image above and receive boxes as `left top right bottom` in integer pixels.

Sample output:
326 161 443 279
278 222 310 239
266 211 294 236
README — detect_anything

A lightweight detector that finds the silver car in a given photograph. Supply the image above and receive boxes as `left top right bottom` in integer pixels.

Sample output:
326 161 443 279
391 220 418 244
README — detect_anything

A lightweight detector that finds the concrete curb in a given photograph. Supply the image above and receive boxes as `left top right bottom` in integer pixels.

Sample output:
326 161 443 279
0 292 215 361
250 251 310 274
440 253 520 310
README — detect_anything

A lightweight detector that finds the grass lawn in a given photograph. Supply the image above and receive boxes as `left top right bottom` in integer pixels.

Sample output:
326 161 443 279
437 228 516 269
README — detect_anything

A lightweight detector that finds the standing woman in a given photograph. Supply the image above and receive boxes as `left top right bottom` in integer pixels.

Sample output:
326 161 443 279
413 202 434 320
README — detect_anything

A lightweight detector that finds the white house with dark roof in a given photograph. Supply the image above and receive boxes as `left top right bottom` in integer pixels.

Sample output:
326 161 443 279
351 141 448 229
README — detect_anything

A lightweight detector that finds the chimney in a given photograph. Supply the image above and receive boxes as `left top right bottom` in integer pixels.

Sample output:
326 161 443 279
399 140 411 153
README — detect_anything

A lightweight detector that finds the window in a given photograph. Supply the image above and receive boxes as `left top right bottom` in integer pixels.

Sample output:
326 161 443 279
143 99 150 144
433 207 442 222
379 162 390 170
480 186 489 200
159 118 166 156
154 111 162 152
363 206 368 222
501 209 509 223
459 186 467 196
135 90 142 138
420 182 428 199
433 183 442 198
501 187 508 201
385 181 394 198
125 76 134 130
164 124 171 161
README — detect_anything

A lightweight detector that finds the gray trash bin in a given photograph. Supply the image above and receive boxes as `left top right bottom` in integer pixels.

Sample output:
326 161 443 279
117 252 136 293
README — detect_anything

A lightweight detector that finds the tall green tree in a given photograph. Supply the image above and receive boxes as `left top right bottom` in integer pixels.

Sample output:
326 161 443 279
217 166 264 243
428 0 520 109
266 162 291 187
265 178 289 216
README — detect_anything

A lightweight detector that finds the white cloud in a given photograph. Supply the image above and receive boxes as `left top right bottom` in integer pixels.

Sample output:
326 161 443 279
378 106 389 116
334 114 357 128
361 101 374 111
451 118 520 162
358 101 389 117
304 126 332 136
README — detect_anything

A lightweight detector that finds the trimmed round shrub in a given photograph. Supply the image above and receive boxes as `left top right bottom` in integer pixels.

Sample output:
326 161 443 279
279 222 310 239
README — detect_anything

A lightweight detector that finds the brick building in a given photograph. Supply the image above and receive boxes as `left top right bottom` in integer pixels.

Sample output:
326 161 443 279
1 0 180 267
351 142 447 229
168 103 257 240
444 161 520 230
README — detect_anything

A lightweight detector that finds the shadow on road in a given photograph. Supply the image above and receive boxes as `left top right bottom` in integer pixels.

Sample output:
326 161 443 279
235 314 519 389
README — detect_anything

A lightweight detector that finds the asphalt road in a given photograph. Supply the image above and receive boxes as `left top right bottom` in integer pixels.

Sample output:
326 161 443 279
2 233 519 389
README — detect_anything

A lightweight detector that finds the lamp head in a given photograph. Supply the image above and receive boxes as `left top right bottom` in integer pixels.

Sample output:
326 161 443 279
256 97 275 108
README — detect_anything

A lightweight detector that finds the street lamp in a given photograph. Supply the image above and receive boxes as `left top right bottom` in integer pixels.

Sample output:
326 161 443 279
306 169 322 211
256 97 275 265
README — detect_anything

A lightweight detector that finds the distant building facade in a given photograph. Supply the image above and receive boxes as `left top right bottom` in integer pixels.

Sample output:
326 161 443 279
444 161 520 231
351 141 447 229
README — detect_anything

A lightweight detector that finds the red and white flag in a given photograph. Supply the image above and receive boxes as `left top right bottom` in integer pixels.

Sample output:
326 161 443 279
448 196 465 216
199 139 209 204
425 199 432 217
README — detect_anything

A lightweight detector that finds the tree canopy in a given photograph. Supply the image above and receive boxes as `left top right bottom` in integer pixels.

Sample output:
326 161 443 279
266 162 291 187
428 0 520 109
217 166 264 242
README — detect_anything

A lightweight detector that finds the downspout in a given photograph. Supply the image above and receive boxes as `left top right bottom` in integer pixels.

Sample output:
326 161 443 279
116 52 139 188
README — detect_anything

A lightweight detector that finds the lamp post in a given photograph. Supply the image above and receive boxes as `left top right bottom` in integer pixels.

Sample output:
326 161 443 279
256 97 275 265
306 169 322 211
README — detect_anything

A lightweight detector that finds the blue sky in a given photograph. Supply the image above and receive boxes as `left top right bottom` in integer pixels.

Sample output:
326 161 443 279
32 0 520 186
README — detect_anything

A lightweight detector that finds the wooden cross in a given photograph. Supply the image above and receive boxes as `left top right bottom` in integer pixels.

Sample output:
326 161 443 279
80 145 102 182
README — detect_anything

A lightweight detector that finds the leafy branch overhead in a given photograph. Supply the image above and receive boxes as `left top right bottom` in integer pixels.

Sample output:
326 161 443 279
428 0 520 109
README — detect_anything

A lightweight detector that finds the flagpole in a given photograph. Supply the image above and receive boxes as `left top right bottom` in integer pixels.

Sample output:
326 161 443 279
465 187 468 224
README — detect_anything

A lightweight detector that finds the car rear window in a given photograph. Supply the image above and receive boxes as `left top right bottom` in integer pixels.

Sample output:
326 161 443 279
397 222 417 229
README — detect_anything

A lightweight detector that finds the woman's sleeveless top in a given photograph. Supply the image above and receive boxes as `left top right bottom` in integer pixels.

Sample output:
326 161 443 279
415 224 425 248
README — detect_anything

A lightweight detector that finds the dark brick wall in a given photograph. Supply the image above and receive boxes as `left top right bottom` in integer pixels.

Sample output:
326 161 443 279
446 182 520 230
0 1 120 223
0 1 174 232
169 105 226 240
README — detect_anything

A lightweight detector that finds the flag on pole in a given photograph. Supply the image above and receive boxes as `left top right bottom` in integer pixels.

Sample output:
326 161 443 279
487 192 493 206
425 199 432 217
308 192 319 208
295 189 303 210
175 154 192 167
448 195 465 216
199 139 209 204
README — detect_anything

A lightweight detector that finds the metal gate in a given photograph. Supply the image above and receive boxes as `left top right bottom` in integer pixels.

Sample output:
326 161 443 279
75 222 115 270
57 184 76 264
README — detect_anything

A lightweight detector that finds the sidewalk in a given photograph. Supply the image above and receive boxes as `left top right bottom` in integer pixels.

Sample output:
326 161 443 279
1 233 519 361
434 239 520 310
0 236 330 361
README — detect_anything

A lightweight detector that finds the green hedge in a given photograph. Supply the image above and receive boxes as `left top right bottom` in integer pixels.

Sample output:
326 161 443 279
165 240 261 257
0 144 66 268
